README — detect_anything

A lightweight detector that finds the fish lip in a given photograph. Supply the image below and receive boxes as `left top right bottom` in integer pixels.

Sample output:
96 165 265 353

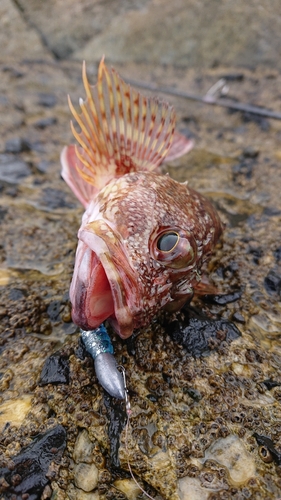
78 220 140 339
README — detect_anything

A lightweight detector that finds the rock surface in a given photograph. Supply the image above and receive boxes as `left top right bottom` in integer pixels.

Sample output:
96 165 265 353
0 2 281 499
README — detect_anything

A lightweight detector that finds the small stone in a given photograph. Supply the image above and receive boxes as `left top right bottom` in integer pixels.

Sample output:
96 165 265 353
0 154 31 183
74 463 98 492
178 477 209 500
232 311 246 323
36 160 51 173
34 116 57 129
39 351 70 385
204 435 256 485
73 430 95 464
37 93 57 108
0 396 32 432
242 146 259 158
114 479 142 500
264 269 281 296
5 137 30 153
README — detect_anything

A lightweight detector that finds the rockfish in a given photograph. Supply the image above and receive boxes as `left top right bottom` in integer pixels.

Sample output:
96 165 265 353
61 59 223 340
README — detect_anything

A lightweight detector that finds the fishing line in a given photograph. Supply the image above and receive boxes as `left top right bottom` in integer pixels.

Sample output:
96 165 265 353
118 366 155 500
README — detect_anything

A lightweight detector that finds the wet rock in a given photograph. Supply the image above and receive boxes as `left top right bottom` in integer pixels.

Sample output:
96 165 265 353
274 247 281 263
242 146 259 159
5 137 30 154
262 379 281 391
9 288 26 301
34 116 57 129
103 393 127 468
264 269 281 296
167 308 241 357
73 430 95 464
232 311 246 324
0 396 32 433
37 92 57 108
0 206 7 222
39 351 70 385
74 462 98 492
253 433 281 466
0 425 66 499
232 159 254 181
204 435 256 485
202 290 241 305
0 155 31 183
178 477 210 500
36 160 51 173
40 187 76 210
47 300 62 321
114 479 142 500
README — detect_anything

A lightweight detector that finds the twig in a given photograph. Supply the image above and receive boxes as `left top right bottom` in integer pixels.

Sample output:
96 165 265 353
126 78 281 121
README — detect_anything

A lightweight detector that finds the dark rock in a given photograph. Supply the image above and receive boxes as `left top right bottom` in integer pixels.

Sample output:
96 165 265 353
47 301 61 321
0 207 8 223
40 187 76 210
9 288 26 301
183 387 202 401
262 379 281 391
242 146 259 158
232 160 254 180
5 137 30 154
36 160 51 173
253 433 281 466
264 270 281 296
202 290 241 305
274 247 281 263
0 425 66 499
34 117 57 129
166 308 241 357
37 93 57 108
0 155 31 183
242 112 270 131
232 312 246 323
103 393 127 468
39 352 70 385
248 246 263 265
221 73 244 81
263 206 281 216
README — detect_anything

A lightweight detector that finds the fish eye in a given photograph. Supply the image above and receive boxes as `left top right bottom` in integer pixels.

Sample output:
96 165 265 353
157 232 179 252
150 227 197 270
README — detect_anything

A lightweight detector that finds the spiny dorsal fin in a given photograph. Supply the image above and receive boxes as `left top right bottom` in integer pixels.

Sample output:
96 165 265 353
68 58 176 191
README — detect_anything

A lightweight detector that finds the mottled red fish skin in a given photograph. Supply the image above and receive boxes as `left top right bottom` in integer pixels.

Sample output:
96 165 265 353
86 171 223 330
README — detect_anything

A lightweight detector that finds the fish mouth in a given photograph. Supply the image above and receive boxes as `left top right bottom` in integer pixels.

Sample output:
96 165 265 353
70 220 140 339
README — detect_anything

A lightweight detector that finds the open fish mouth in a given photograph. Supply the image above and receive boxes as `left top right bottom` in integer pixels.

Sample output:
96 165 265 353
70 220 140 339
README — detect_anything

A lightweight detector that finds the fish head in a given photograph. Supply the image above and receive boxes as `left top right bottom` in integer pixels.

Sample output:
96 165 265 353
70 171 222 338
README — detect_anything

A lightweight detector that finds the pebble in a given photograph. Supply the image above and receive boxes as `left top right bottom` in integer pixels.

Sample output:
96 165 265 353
0 154 31 183
204 434 256 485
114 479 141 500
73 430 95 464
5 137 30 153
39 351 70 385
0 396 32 432
0 425 66 498
178 477 209 500
34 116 57 129
37 92 57 108
74 463 99 492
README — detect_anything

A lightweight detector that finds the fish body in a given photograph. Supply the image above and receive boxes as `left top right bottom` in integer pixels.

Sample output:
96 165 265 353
61 59 223 340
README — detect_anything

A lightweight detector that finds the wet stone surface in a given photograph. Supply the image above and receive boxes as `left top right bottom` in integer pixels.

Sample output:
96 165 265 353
0 425 66 499
0 55 281 499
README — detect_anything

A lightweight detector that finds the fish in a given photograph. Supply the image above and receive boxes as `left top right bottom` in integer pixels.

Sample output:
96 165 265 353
61 58 223 342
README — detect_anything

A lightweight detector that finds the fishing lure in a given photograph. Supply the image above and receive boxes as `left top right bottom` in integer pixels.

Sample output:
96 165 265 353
81 324 125 398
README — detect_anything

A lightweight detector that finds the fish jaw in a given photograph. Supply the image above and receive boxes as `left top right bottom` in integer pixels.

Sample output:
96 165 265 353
70 220 141 339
